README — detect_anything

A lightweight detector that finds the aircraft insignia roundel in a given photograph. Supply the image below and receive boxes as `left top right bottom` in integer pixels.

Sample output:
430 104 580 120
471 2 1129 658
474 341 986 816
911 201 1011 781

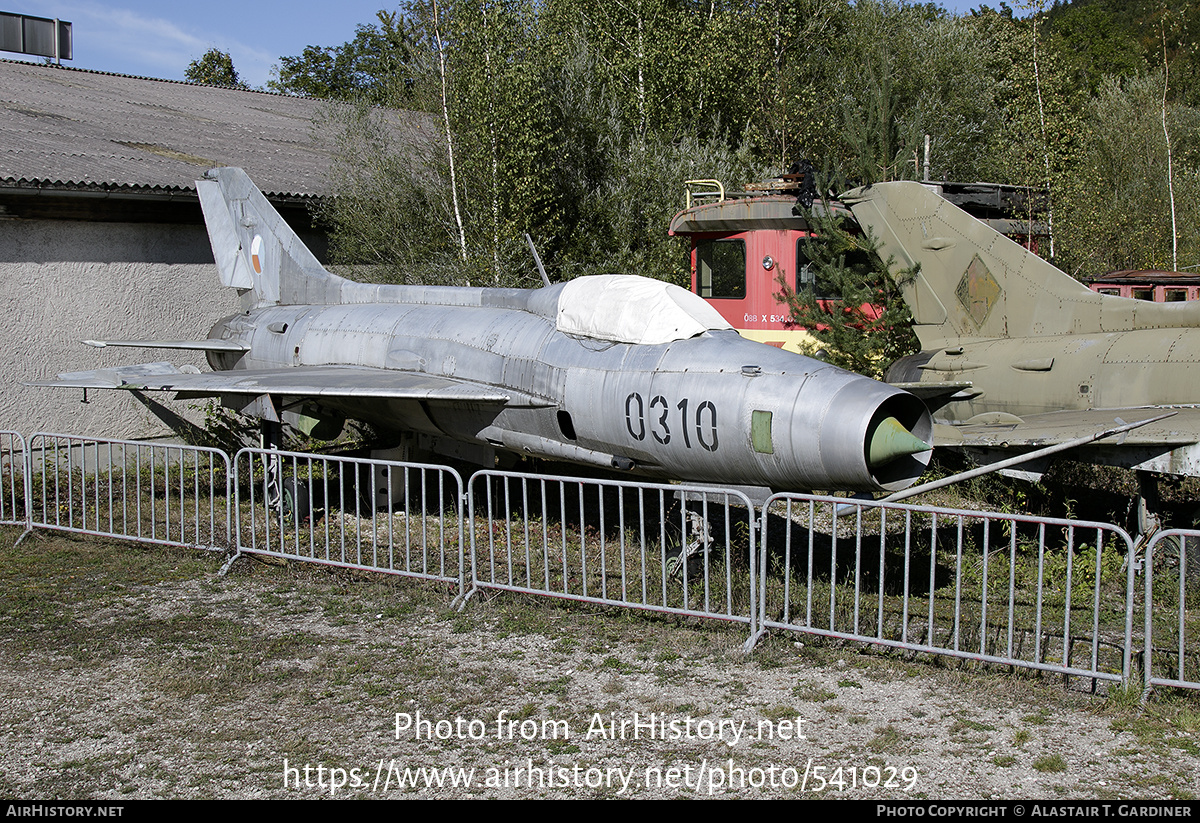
250 235 264 274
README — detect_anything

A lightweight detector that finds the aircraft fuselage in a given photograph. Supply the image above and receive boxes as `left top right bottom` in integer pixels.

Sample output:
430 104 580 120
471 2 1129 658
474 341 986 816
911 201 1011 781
207 297 931 492
889 328 1200 423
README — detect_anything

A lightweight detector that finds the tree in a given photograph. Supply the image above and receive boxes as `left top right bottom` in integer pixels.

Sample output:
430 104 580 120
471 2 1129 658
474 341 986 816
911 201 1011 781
1042 1 1142 93
438 0 560 282
313 101 474 286
185 49 246 89
773 1 1009 186
1044 0 1200 107
1054 71 1200 277
269 11 428 106
304 0 1200 300
778 206 917 379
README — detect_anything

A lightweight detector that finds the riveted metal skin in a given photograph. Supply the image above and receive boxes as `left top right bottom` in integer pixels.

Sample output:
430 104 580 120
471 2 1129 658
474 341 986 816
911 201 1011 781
204 299 931 491
38 168 934 493
847 181 1200 479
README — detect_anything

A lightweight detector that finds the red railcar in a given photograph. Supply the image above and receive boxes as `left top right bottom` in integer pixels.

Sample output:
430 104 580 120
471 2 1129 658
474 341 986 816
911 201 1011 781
1086 270 1200 302
668 178 856 353
670 177 1047 353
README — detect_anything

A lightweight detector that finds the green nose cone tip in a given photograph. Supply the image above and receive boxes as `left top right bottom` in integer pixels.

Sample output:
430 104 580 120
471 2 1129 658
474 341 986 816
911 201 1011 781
868 417 932 467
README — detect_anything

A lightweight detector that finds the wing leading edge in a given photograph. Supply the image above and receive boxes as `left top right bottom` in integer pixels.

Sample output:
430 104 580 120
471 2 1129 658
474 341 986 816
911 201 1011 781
935 407 1200 449
28 362 526 405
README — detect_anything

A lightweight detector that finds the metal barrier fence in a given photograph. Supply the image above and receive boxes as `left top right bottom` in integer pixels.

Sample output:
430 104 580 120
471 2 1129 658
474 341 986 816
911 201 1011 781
12 430 1198 694
26 433 231 551
1142 529 1200 691
759 493 1138 687
0 431 29 528
467 470 759 646
232 448 466 594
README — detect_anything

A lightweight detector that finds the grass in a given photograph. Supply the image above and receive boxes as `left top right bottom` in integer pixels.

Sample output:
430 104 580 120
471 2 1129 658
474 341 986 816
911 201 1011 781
793 680 837 703
26 459 1192 693
1033 754 1068 773
867 725 905 752
2 521 1199 798
757 497 1139 684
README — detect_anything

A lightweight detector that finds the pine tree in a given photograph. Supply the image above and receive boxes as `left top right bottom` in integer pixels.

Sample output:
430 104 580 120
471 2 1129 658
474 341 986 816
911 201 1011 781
779 205 918 379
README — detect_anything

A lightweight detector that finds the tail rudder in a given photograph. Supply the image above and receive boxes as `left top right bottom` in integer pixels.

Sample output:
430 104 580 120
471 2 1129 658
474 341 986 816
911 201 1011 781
843 182 1118 347
197 167 346 307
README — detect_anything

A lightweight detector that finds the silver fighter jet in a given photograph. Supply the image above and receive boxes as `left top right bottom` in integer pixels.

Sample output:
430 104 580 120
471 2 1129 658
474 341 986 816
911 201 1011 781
37 168 932 493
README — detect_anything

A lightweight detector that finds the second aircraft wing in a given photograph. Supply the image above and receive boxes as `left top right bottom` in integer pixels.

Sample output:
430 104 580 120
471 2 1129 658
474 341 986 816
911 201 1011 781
934 407 1200 449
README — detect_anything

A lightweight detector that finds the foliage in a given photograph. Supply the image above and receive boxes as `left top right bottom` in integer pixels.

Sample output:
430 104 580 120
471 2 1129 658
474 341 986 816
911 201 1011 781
975 4 1089 264
184 401 257 454
443 0 562 283
778 206 918 379
313 101 488 286
185 49 246 89
1055 71 1200 277
537 32 765 281
1045 0 1200 107
269 11 428 106
280 0 1200 327
803 1 1008 185
1043 1 1144 93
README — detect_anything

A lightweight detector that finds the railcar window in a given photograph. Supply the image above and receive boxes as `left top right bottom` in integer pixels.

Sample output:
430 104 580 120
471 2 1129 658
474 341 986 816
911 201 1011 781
696 239 746 299
1165 289 1187 302
795 240 840 300
796 238 868 300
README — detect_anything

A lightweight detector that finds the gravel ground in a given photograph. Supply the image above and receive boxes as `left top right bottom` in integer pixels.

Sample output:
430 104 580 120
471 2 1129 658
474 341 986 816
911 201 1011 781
1 530 1197 800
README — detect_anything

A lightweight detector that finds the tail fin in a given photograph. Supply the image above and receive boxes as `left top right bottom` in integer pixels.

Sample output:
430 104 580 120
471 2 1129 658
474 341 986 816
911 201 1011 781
843 181 1200 349
197 167 349 307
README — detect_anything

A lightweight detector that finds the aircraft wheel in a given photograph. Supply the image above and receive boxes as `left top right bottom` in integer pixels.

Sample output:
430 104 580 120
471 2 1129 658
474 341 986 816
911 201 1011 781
282 478 324 523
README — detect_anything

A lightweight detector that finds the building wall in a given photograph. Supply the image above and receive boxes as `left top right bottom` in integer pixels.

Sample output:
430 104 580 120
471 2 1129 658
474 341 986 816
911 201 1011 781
2 218 241 439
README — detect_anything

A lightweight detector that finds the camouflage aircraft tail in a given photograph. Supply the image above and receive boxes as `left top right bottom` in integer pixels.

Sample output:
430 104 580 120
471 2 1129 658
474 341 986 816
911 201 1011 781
842 181 1200 350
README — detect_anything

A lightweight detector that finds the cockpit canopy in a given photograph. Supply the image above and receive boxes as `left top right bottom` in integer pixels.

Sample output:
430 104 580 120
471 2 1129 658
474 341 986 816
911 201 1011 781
556 275 733 345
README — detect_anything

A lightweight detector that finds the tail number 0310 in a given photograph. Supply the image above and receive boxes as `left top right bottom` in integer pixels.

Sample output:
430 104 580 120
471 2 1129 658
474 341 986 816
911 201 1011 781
624 393 718 452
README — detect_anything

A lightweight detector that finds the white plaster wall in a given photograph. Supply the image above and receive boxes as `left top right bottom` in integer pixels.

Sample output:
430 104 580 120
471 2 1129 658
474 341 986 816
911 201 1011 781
1 219 242 438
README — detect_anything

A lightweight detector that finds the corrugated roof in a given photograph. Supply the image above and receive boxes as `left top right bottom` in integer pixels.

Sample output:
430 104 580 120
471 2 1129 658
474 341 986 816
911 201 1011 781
0 58 426 198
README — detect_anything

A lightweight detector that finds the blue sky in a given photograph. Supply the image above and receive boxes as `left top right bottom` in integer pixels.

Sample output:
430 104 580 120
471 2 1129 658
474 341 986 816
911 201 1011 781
2 0 392 88
3 0 1001 89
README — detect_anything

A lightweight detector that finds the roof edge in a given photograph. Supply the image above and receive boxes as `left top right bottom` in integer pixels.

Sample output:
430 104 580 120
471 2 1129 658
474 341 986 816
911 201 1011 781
0 176 323 203
0 56 309 100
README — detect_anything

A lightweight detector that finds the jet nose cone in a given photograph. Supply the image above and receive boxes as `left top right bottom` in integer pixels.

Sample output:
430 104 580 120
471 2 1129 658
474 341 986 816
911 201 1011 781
868 416 932 468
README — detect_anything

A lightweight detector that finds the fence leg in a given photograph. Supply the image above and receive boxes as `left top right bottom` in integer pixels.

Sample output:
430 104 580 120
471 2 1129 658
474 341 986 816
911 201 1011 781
742 627 767 654
218 547 244 577
451 585 478 612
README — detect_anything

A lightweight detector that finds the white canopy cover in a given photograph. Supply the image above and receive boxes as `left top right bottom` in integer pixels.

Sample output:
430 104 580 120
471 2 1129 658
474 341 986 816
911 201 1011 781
556 275 733 345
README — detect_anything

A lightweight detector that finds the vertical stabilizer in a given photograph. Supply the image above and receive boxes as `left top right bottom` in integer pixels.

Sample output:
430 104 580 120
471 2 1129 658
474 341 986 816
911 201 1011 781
197 167 350 307
842 181 1200 349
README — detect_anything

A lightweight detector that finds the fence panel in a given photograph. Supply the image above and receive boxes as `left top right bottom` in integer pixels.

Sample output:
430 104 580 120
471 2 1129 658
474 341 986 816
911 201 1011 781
27 433 231 551
233 448 465 593
467 470 758 643
0 431 28 527
1142 529 1200 691
28 427 1193 694
759 494 1136 685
